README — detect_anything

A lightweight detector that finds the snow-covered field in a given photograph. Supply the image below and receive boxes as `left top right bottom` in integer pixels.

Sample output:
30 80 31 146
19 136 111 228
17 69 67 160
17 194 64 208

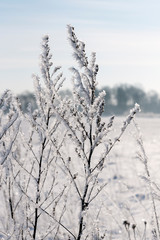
101 116 160 239
0 113 160 240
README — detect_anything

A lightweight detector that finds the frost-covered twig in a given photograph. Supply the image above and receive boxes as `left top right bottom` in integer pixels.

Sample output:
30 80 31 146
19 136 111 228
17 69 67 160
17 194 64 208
134 120 160 240
91 103 141 173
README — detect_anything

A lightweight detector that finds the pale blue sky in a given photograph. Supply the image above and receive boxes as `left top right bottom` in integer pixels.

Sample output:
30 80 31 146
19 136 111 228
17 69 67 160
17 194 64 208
1 0 160 93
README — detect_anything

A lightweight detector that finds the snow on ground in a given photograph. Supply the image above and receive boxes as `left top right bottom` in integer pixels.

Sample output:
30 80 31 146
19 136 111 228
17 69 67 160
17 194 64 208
101 116 160 239
0 115 160 239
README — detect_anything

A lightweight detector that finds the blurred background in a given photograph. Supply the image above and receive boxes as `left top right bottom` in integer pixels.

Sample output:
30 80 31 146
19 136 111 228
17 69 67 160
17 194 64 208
1 0 160 114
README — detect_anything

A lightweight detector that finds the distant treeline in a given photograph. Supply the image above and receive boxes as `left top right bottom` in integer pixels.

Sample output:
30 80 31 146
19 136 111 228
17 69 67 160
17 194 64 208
18 84 160 115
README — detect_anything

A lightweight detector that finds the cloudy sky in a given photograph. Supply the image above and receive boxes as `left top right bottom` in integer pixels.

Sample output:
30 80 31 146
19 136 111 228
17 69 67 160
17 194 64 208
1 0 160 94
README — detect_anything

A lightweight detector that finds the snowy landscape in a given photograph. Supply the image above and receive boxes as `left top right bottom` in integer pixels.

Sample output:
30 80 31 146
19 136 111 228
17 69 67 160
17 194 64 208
0 25 160 240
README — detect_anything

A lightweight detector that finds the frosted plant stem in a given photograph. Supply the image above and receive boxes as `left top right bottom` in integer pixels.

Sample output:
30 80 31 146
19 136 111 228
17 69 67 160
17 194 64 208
40 208 76 239
8 177 14 220
77 183 89 240
92 104 140 173
88 125 93 170
33 137 46 239
142 222 147 240
134 120 160 239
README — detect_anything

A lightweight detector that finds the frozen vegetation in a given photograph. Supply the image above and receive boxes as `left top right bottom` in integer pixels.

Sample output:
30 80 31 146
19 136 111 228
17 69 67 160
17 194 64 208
0 26 160 240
